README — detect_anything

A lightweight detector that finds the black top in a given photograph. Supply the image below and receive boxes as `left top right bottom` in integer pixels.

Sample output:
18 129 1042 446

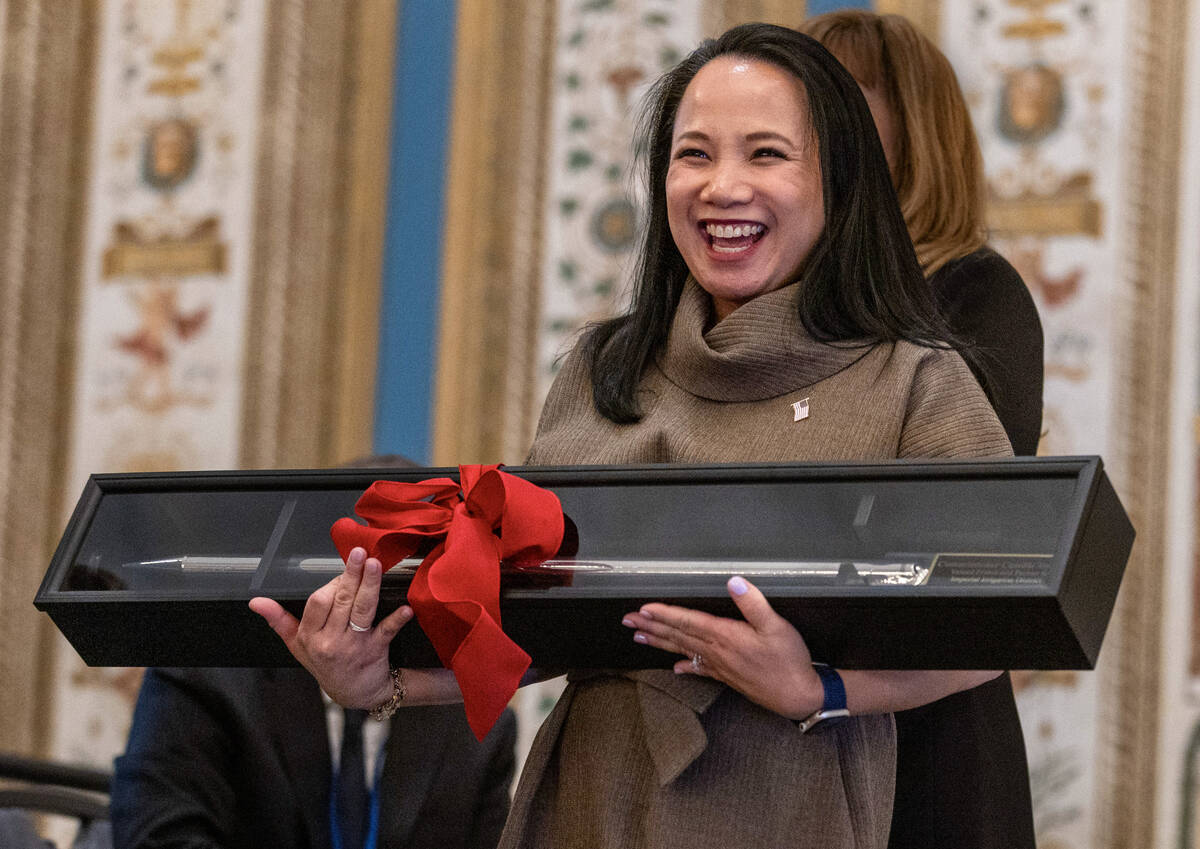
888 247 1043 849
931 246 1045 456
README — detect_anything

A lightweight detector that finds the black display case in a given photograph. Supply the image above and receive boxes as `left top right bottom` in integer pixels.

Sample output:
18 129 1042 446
34 457 1134 669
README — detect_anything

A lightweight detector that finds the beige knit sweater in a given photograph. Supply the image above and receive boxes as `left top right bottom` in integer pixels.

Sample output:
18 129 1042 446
501 279 1012 849
529 280 1011 467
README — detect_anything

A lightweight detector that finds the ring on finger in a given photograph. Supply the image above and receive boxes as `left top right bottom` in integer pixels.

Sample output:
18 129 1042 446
349 620 371 632
691 653 703 672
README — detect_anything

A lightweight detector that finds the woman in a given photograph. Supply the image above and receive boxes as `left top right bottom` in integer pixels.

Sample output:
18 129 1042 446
800 10 1044 455
800 12 1043 849
252 24 1012 849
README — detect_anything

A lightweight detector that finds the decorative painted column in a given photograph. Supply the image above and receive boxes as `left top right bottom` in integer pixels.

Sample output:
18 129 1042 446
40 0 395 773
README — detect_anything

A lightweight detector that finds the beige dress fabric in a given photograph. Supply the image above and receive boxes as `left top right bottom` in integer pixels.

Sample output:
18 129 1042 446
500 279 1013 849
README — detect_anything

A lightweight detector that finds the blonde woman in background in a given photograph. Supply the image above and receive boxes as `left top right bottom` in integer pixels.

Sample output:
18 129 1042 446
801 10 1042 849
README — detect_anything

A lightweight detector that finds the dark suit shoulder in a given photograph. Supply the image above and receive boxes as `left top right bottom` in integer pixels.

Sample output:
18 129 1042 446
112 668 328 849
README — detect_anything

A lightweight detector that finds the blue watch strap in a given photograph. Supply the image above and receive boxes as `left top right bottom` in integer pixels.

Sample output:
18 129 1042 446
814 663 847 712
797 664 850 733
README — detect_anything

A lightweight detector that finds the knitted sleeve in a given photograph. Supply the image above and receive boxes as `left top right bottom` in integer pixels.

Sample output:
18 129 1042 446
898 348 1014 460
525 347 596 465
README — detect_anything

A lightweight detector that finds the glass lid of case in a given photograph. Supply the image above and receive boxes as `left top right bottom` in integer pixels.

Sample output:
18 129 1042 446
54 467 1080 599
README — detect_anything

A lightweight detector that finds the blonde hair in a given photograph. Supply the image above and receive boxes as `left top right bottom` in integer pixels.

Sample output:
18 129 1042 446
799 11 986 275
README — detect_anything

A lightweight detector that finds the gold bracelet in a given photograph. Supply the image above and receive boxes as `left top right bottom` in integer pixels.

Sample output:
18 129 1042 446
368 667 406 721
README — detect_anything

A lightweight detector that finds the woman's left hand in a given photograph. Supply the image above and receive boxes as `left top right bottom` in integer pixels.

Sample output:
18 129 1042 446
622 575 825 719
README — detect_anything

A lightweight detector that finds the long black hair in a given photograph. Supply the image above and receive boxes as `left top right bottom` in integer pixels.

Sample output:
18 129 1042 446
580 22 958 423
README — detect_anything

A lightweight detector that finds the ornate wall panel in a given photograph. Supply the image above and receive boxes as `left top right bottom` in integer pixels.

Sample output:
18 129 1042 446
52 0 272 767
943 1 1188 847
38 0 394 775
0 0 95 758
67 0 269 484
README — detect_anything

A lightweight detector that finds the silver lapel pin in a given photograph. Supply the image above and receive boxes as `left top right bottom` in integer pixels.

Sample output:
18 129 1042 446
792 398 810 422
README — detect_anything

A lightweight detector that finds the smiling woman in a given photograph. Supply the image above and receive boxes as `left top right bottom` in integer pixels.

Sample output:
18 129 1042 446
252 23 1015 849
665 57 825 321
578 21 959 428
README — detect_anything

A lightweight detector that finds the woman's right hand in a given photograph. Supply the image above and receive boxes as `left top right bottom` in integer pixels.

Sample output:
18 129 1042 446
249 547 461 708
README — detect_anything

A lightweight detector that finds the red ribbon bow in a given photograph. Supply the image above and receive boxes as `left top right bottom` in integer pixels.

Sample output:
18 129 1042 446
330 465 563 740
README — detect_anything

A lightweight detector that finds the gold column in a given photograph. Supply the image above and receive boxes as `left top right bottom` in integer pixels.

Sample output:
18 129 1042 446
239 0 396 469
703 0 807 35
876 0 940 39
331 0 397 465
1091 1 1188 846
0 0 96 756
432 0 558 465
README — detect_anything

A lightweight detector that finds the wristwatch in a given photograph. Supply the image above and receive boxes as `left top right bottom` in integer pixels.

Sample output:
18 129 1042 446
797 663 850 734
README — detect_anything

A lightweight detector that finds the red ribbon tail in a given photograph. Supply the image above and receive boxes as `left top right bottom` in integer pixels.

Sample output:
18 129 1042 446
449 618 531 741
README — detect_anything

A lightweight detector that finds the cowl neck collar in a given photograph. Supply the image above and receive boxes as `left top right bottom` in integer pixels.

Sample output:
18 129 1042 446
656 277 872 402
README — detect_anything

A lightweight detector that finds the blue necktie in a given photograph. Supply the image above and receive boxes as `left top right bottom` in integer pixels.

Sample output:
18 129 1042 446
336 709 369 849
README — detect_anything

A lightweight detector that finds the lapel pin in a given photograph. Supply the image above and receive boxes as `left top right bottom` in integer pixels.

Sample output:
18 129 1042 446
792 398 810 422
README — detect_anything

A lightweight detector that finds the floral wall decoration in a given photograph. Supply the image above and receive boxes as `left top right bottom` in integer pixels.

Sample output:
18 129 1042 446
536 0 702 403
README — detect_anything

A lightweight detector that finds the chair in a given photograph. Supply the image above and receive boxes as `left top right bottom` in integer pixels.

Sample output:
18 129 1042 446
0 752 111 848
